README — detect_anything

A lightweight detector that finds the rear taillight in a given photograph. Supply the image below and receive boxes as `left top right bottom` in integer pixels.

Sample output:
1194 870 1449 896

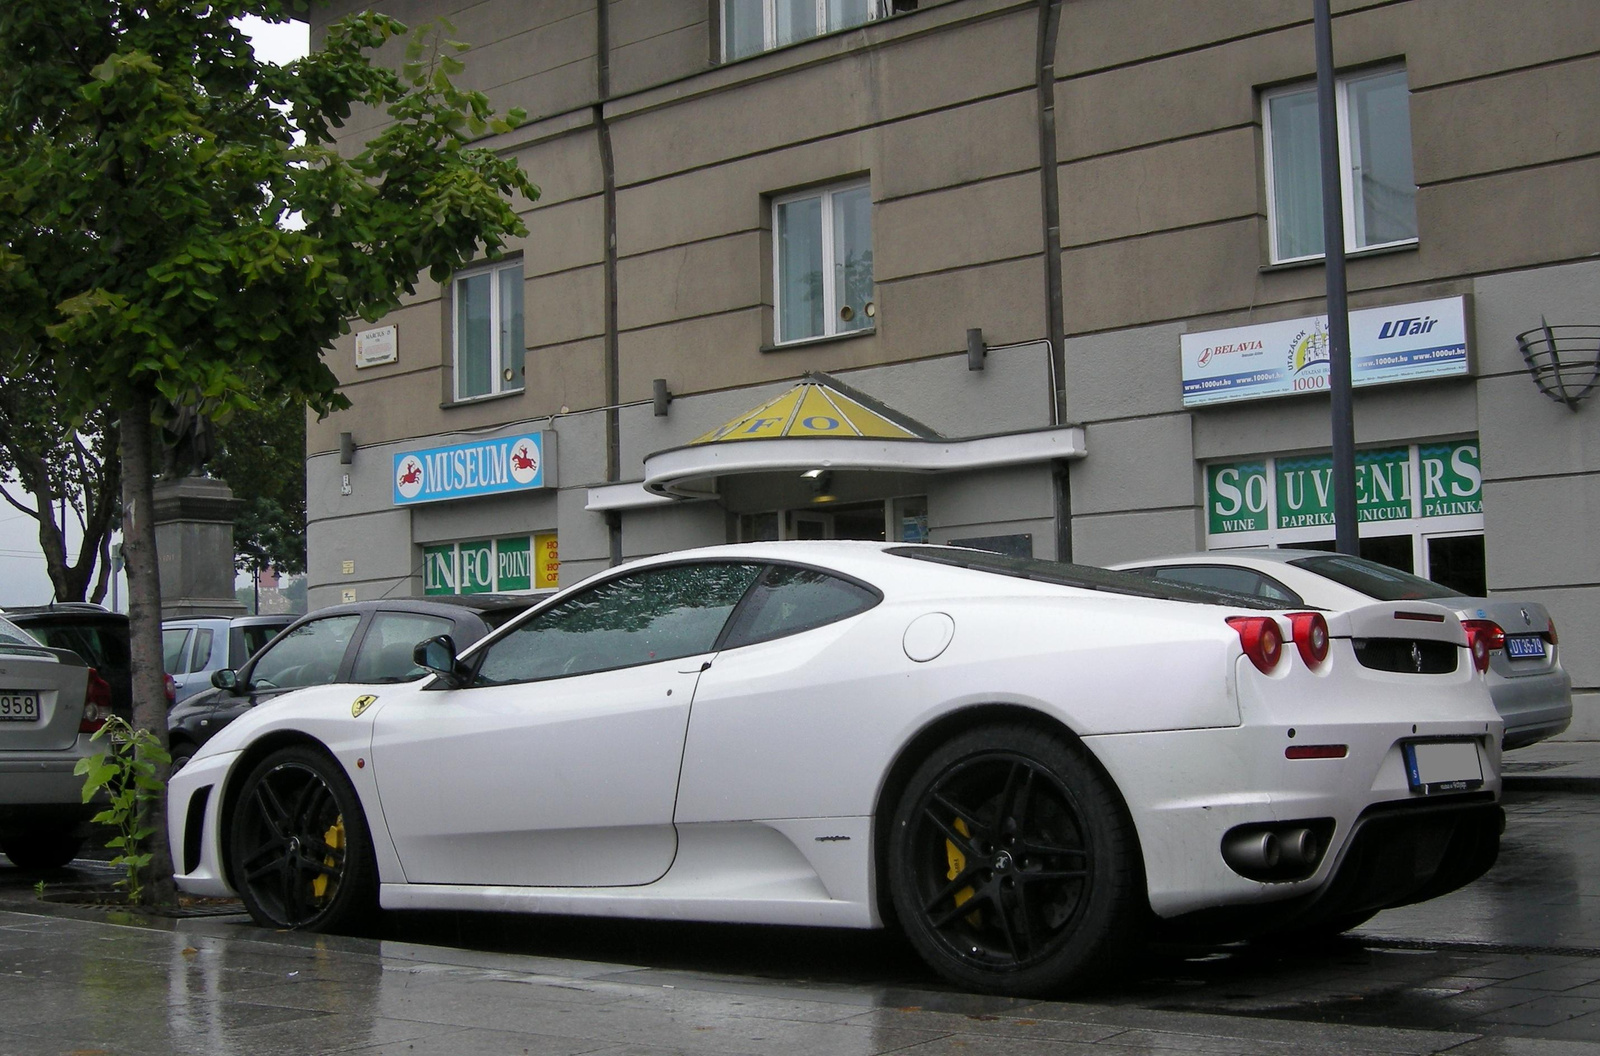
1546 618 1558 646
1227 616 1284 674
1460 621 1499 674
80 668 113 733
164 672 177 704
1287 612 1330 668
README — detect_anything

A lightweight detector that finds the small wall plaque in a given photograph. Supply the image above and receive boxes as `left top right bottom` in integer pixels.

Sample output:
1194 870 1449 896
355 325 398 368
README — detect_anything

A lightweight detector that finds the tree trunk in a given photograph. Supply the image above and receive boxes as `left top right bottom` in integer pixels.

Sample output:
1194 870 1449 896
117 395 177 905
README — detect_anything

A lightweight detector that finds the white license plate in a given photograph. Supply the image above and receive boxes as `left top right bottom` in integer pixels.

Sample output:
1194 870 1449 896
1505 635 1546 659
1403 740 1484 795
0 691 41 722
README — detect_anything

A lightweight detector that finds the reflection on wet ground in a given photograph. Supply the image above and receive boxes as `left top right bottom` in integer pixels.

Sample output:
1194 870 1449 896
1 789 1597 1051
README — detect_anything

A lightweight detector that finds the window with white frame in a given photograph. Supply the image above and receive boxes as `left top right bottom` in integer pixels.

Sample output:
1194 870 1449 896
453 260 524 401
723 0 886 61
773 181 873 344
1263 66 1417 264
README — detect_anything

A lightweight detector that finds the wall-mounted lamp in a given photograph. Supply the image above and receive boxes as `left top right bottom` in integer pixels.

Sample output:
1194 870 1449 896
804 468 833 501
652 378 673 417
339 431 356 465
1516 320 1600 410
967 327 987 372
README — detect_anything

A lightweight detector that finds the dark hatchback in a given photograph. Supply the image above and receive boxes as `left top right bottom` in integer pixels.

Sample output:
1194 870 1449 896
5 604 134 721
167 595 538 768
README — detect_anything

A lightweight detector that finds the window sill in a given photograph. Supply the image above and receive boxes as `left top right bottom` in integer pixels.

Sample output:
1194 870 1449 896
761 327 876 354
1260 240 1419 273
441 387 524 411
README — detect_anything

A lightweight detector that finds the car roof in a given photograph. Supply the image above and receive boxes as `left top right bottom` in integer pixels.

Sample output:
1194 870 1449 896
163 614 298 628
285 595 540 623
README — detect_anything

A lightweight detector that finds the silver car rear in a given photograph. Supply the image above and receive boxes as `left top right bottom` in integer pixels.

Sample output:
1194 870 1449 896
0 615 96 869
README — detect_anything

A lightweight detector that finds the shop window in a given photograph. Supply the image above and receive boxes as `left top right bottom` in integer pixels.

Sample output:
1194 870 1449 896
723 0 910 61
773 182 874 344
453 260 524 401
1263 66 1417 264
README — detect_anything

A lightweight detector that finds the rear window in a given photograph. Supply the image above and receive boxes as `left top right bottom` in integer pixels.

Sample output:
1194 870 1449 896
1287 554 1459 602
887 547 1279 609
0 616 40 648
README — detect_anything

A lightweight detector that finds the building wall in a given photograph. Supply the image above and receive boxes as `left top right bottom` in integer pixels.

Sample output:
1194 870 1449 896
305 0 1599 736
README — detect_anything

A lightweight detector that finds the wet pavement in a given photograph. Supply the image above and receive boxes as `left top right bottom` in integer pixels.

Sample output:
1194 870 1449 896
2 746 1598 1055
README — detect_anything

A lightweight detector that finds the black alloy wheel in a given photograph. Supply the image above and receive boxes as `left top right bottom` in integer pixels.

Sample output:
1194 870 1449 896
229 745 376 932
888 725 1143 996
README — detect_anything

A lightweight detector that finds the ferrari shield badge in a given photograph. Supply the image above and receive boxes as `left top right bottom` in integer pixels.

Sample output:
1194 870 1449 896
351 694 378 718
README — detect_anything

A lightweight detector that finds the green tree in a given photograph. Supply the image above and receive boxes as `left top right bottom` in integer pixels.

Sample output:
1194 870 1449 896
0 1 536 903
212 389 310 578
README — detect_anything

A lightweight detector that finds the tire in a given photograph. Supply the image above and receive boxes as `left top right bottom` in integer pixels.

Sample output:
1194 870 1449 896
169 741 197 774
2 834 83 871
888 724 1145 996
228 745 377 932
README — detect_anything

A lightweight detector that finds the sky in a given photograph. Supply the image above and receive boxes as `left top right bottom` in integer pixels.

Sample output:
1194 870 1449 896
0 17 312 611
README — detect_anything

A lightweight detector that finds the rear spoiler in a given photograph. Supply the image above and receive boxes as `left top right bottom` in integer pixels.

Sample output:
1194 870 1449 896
1325 601 1465 645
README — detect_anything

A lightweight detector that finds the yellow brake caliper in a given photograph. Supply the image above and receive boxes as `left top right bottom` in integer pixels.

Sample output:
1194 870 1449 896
312 817 345 901
945 818 980 924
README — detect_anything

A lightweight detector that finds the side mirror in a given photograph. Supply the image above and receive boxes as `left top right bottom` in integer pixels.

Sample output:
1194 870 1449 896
413 634 465 687
211 669 239 691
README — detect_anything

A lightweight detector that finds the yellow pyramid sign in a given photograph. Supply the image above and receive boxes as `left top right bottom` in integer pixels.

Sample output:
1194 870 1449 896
690 381 923 445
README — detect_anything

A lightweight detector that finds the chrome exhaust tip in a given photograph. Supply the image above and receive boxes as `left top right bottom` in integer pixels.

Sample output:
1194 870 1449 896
1222 830 1280 872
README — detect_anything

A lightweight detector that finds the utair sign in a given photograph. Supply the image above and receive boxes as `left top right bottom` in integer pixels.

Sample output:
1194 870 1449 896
1180 296 1469 407
392 432 554 506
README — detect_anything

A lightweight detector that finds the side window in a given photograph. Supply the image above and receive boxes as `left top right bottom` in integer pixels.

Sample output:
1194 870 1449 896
1151 565 1303 606
722 564 879 649
248 615 362 691
161 629 192 675
475 563 762 686
188 629 215 672
351 612 456 684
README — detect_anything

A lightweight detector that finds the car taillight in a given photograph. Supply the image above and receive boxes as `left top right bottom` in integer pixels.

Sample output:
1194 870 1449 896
80 667 113 733
164 672 177 704
1546 618 1558 646
1227 616 1284 674
1460 620 1499 674
1286 612 1330 668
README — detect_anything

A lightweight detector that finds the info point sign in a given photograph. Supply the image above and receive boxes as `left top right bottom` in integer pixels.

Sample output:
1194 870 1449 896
1180 297 1468 407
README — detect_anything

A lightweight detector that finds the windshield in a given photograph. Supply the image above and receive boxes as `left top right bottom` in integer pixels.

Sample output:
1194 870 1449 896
1287 554 1460 601
887 547 1280 609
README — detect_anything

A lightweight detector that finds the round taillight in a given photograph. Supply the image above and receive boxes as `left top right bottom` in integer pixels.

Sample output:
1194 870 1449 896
1227 616 1284 674
1287 612 1330 668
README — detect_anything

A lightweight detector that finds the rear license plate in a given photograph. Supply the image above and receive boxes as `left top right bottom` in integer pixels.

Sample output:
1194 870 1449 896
1403 739 1484 795
0 691 41 722
1505 635 1546 659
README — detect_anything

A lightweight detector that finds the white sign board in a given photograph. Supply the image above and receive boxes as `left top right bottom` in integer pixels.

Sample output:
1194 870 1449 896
355 325 398 368
1181 296 1468 407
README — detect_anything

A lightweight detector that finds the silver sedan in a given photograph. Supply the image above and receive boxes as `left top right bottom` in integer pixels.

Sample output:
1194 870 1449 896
1111 548 1571 750
0 614 102 869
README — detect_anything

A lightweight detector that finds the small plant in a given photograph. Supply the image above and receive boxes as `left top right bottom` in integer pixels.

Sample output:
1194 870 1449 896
33 879 46 898
74 716 170 904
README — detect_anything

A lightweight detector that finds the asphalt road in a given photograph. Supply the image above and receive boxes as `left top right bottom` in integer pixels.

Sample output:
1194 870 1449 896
2 785 1598 1054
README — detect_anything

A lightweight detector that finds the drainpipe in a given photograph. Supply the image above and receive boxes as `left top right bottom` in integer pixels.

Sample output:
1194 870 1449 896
1037 0 1070 560
597 1 623 566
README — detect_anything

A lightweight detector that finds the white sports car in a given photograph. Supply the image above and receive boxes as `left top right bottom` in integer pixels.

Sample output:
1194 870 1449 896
169 542 1504 996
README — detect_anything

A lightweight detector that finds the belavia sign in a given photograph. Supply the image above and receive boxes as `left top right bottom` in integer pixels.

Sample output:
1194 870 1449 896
392 432 553 506
1180 296 1469 407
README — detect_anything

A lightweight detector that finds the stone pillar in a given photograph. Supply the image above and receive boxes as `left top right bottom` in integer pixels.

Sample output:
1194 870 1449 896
153 476 247 619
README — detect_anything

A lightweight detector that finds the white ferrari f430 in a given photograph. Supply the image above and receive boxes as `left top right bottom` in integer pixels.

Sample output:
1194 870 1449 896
169 542 1503 995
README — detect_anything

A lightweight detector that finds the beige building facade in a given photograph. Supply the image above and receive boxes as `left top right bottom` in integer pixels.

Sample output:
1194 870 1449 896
307 0 1600 737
